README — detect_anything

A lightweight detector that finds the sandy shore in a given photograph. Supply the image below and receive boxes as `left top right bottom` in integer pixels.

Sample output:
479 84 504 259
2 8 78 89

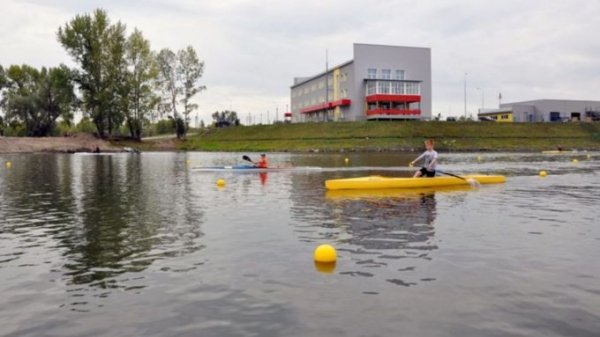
0 134 119 153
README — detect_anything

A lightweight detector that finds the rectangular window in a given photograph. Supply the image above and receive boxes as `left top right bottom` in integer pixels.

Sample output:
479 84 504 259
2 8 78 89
367 68 377 79
395 70 405 80
550 112 561 122
382 69 391 80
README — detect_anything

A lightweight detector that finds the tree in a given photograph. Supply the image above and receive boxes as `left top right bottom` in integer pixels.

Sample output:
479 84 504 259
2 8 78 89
212 110 239 128
0 64 76 136
155 48 179 118
125 29 158 140
178 46 206 129
156 46 205 139
57 8 128 138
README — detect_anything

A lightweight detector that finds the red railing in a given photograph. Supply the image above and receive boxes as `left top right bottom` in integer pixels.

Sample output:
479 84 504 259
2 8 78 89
366 109 421 116
366 94 421 103
300 99 351 114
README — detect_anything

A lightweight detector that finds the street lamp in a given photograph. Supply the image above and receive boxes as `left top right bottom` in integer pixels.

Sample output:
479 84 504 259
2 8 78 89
476 87 484 112
464 72 468 119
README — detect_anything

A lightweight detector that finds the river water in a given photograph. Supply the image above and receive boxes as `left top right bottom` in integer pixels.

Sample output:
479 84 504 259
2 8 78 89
0 151 599 337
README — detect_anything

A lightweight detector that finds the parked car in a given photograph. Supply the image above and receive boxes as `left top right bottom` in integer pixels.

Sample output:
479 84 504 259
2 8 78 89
479 116 495 122
446 117 456 122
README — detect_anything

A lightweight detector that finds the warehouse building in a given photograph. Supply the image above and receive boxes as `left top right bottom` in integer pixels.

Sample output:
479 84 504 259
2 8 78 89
478 99 600 122
290 43 432 122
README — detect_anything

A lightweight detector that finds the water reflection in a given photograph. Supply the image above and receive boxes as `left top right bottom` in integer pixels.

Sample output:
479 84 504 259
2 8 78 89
0 154 205 309
289 170 468 285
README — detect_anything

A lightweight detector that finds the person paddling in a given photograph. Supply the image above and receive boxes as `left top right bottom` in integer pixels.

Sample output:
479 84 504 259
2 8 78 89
410 139 438 178
256 154 268 168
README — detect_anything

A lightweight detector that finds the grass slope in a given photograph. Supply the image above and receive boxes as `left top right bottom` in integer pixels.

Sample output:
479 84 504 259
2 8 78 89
179 121 600 152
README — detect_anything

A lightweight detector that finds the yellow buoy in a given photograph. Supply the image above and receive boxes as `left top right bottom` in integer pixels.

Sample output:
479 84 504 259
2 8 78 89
344 158 349 164
587 154 591 160
314 244 336 263
477 156 482 162
314 261 336 274
216 179 225 186
186 159 191 165
5 161 12 168
572 159 578 164
539 170 547 177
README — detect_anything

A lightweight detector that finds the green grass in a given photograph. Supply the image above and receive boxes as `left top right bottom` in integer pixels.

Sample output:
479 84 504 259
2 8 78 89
176 121 600 152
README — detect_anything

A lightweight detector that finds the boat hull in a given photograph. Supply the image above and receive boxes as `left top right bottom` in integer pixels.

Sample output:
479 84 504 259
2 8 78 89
325 175 506 190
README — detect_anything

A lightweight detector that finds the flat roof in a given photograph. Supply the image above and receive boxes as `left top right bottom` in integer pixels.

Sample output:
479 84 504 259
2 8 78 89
290 60 354 89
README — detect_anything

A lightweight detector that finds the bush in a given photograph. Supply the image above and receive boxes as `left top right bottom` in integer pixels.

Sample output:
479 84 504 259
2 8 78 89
155 119 174 135
75 117 96 134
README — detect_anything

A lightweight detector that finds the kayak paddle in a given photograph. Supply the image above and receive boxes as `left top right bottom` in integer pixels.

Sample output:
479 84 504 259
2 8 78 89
242 155 254 163
437 170 480 187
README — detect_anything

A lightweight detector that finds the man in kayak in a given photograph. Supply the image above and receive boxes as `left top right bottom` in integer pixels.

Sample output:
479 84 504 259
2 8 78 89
410 139 438 178
255 153 268 168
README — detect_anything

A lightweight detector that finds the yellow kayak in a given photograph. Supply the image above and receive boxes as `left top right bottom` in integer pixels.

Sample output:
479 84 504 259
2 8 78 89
326 185 474 200
325 175 506 190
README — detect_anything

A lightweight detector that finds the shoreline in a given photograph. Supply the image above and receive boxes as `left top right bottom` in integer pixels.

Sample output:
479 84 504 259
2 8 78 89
2 122 600 154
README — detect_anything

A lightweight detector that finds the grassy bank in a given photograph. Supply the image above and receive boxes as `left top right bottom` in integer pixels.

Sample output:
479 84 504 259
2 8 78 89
177 122 600 152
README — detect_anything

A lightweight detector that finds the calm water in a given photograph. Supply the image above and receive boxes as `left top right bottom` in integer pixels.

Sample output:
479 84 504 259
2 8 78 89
1 151 599 337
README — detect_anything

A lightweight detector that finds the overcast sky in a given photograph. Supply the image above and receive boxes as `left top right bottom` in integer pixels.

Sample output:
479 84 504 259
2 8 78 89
2 0 599 123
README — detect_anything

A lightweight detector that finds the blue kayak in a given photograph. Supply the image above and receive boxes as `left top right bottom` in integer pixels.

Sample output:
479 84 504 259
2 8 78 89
193 165 322 172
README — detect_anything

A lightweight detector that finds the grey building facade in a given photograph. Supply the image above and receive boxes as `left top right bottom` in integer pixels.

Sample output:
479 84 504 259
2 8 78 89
478 99 600 122
290 44 432 122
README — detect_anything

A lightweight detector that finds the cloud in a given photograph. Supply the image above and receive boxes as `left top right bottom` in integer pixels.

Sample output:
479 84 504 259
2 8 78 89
2 0 599 122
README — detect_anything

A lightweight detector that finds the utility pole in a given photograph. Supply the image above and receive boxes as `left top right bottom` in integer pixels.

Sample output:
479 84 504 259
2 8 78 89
476 87 484 111
325 48 329 122
464 72 468 119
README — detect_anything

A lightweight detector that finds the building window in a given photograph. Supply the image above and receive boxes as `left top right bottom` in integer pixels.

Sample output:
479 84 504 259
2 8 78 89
382 69 391 80
395 70 405 80
550 111 561 122
367 68 377 79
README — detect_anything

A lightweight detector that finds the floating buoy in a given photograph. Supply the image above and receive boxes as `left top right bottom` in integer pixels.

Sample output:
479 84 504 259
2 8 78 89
477 156 482 162
587 154 591 160
216 179 225 186
344 158 349 164
186 159 191 165
314 261 336 274
5 161 12 168
314 244 336 263
572 159 578 164
539 170 547 177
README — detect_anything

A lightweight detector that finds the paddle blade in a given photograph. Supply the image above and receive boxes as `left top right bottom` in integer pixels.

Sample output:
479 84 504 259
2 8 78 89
466 178 481 188
242 155 252 162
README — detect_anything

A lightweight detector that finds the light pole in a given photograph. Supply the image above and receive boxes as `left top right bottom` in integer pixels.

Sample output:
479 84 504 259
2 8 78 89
476 87 484 112
463 72 468 119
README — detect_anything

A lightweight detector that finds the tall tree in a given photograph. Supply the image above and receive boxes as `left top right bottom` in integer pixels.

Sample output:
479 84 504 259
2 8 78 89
125 29 158 140
57 8 127 138
156 46 206 139
155 48 179 119
177 46 206 128
1 64 76 136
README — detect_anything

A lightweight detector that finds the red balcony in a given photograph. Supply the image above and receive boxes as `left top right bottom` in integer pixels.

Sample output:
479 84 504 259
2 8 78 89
300 99 351 114
366 108 421 116
366 94 421 103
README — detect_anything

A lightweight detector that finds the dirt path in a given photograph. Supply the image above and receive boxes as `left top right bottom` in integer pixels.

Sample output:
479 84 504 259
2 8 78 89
0 134 119 153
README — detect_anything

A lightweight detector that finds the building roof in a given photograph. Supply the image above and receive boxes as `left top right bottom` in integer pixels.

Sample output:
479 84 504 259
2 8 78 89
290 60 354 89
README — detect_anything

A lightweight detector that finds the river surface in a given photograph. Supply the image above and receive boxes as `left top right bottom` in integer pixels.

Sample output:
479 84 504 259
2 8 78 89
1 151 599 337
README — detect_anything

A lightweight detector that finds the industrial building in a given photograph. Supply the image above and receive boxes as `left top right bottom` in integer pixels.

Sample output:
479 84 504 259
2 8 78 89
478 99 600 122
290 43 431 122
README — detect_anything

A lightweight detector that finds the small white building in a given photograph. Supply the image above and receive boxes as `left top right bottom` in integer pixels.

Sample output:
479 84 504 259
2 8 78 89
478 99 600 122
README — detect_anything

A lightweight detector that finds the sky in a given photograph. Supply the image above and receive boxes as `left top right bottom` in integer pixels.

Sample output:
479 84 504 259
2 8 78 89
2 0 600 124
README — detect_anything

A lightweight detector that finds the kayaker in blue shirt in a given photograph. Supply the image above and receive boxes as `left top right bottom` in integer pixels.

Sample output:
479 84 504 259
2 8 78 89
410 139 438 178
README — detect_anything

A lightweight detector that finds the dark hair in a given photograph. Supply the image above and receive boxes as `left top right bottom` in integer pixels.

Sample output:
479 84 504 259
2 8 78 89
261 153 266 156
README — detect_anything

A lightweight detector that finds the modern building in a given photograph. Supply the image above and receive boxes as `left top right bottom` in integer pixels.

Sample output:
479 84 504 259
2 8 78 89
290 43 431 122
478 99 600 122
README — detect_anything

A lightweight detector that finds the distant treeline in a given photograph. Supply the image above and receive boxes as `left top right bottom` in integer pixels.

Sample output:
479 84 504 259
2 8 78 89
0 8 205 139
